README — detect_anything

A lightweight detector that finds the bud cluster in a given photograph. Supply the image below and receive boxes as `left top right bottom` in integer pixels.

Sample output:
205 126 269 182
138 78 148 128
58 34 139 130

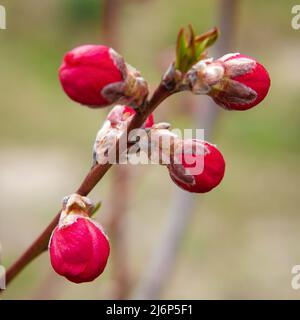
163 26 270 111
51 26 271 284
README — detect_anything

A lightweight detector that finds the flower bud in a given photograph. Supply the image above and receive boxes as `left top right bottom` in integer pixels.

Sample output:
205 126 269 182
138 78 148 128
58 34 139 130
49 194 110 283
107 105 154 129
167 139 225 193
186 53 270 111
93 105 154 165
59 45 148 108
141 122 179 165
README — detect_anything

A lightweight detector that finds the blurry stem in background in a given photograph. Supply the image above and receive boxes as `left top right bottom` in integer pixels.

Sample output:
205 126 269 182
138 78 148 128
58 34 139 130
102 0 121 47
133 0 239 299
107 166 132 299
102 0 132 299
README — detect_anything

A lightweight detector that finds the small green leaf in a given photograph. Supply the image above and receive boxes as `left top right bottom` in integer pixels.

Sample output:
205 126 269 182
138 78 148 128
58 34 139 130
175 28 187 70
91 201 102 217
195 27 219 59
187 24 196 55
175 26 219 73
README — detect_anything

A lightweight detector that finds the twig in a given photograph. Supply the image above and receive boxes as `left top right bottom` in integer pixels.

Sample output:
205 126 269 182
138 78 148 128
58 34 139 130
3 83 172 290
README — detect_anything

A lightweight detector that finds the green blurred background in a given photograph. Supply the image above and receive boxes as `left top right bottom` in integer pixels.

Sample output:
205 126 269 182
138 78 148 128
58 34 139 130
1 0 300 299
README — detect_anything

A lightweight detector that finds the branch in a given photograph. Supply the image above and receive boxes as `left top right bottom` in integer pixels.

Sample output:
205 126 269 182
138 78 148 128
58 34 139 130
3 83 172 289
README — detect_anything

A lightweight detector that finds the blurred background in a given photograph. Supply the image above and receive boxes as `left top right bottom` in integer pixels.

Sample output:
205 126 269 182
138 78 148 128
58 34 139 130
1 0 300 299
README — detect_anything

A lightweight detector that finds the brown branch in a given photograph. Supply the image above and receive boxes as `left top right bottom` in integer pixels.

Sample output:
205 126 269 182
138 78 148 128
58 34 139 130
102 0 122 47
3 83 172 291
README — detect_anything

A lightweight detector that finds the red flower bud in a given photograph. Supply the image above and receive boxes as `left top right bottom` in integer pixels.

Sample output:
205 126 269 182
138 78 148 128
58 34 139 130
93 105 154 165
107 105 154 128
168 140 225 193
186 53 270 111
59 45 148 108
49 195 110 283
210 53 271 110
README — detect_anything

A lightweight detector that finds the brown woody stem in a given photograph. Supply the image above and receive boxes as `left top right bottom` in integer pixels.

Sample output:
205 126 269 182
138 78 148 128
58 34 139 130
3 82 172 290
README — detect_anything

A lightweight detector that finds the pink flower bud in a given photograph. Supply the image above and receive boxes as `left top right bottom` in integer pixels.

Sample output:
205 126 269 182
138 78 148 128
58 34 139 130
49 194 110 283
210 53 271 110
186 53 270 111
92 105 154 165
167 140 225 193
59 45 148 108
107 105 154 128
